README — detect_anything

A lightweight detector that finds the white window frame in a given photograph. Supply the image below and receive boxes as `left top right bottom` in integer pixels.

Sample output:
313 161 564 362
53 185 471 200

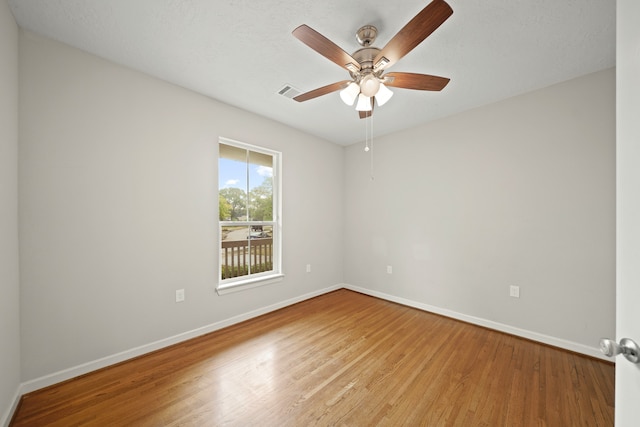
216 137 283 295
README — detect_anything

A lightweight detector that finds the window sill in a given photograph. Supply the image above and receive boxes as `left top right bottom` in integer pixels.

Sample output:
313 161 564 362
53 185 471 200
216 274 285 295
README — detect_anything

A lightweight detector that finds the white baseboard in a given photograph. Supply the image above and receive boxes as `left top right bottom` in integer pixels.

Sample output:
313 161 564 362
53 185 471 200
343 284 611 362
18 284 343 396
1 387 21 427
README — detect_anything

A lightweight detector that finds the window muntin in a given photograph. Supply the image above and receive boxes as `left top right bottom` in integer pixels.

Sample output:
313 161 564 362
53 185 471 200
218 139 281 291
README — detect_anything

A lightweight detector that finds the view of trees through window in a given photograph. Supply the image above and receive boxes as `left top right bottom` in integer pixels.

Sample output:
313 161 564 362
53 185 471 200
219 141 278 283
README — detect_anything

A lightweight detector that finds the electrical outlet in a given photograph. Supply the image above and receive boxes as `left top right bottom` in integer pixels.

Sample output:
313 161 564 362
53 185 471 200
176 289 185 302
387 265 393 274
306 264 311 273
510 285 520 298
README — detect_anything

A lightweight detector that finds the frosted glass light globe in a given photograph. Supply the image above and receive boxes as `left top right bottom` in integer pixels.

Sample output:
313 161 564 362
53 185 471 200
339 82 360 106
359 74 380 97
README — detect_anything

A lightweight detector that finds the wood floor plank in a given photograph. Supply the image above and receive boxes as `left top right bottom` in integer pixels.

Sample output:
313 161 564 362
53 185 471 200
11 289 614 426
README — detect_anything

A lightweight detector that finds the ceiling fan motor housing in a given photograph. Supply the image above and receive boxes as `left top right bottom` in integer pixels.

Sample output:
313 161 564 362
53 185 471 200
351 46 383 80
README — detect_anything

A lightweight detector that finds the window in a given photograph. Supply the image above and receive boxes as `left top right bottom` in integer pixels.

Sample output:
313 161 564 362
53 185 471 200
217 138 282 293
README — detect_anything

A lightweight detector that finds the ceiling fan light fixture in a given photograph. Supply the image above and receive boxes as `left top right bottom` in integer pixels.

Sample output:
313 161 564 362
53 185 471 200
340 82 360 106
359 74 380 97
355 94 372 112
375 83 393 106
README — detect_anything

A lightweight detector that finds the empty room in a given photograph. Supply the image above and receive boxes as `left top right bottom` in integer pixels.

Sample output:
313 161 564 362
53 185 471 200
1 0 639 425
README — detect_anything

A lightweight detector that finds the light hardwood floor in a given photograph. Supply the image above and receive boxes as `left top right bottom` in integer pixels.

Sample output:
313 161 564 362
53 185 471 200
11 289 614 426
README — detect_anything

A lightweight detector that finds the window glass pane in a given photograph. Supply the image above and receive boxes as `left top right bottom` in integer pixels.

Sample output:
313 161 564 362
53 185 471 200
220 225 275 280
219 145 248 221
249 225 274 274
248 150 273 222
220 225 250 279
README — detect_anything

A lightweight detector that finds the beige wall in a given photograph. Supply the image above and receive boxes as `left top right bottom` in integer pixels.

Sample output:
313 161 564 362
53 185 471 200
18 31 344 382
0 1 20 425
344 68 615 353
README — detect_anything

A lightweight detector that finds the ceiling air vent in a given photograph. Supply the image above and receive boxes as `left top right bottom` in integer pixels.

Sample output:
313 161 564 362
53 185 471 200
278 84 302 99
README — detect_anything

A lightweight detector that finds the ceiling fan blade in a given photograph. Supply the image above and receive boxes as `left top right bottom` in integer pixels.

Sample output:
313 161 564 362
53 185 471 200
293 80 352 102
359 97 375 119
384 72 450 91
374 0 453 70
293 25 361 72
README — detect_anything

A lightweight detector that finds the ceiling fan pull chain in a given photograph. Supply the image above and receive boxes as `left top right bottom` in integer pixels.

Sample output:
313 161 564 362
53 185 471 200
369 114 373 181
364 115 370 152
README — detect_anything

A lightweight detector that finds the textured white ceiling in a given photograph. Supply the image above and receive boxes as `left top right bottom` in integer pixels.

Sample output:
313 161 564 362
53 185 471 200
8 0 615 145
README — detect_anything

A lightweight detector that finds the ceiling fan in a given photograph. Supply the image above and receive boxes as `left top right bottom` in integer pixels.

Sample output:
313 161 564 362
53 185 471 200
292 0 453 119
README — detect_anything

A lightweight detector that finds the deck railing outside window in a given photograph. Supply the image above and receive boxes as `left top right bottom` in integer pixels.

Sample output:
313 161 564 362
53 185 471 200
221 237 274 279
